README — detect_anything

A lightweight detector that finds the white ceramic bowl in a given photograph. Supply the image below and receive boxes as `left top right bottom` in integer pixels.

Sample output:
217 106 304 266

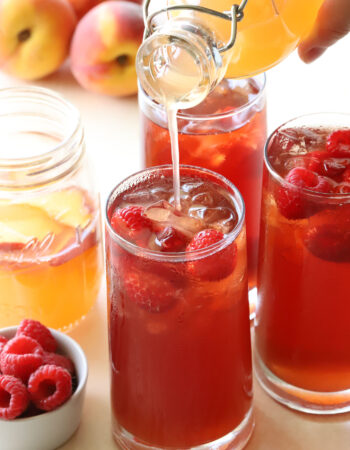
0 326 88 450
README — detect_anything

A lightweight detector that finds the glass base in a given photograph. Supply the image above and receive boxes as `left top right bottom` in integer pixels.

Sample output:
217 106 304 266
112 407 254 450
254 351 350 414
248 288 257 322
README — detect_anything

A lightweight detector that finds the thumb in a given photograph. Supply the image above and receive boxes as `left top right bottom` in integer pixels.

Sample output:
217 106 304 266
298 0 350 63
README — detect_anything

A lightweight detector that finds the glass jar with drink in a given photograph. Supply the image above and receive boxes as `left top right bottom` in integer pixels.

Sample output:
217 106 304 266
0 87 103 330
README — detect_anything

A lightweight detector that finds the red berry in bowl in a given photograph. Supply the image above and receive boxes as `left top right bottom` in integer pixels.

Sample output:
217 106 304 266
326 129 350 157
28 365 72 412
43 352 75 375
123 269 178 313
0 375 29 420
17 319 57 353
0 336 44 383
186 229 237 281
0 336 7 355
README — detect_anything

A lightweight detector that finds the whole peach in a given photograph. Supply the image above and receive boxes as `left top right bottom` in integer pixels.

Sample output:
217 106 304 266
68 0 143 19
70 1 144 97
0 0 77 80
67 0 102 19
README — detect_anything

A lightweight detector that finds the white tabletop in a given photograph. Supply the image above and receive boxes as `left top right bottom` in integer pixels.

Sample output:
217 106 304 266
1 34 350 450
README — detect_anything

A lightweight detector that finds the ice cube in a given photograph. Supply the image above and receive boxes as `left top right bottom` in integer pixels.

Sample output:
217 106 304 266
144 201 173 223
122 186 171 205
122 189 154 204
211 214 237 235
283 156 308 172
182 181 222 207
191 192 216 207
180 182 204 193
145 201 203 237
189 206 237 234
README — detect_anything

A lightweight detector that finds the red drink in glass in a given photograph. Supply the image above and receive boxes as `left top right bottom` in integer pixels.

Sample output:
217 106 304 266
105 166 253 449
255 114 350 413
140 76 267 294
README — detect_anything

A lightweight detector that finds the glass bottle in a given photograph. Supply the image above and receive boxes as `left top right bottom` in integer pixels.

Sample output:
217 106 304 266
137 0 323 109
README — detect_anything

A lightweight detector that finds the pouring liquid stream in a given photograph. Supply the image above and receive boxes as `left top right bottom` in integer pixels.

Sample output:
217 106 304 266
167 107 181 211
157 44 211 212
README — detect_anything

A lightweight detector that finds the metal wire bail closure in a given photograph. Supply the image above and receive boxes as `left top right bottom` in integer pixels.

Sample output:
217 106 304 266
142 0 248 54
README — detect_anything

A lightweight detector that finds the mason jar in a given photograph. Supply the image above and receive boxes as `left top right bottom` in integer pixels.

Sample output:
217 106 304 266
0 87 103 330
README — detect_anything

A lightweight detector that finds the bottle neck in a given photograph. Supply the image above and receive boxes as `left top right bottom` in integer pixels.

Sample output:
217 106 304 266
0 87 84 191
137 17 228 110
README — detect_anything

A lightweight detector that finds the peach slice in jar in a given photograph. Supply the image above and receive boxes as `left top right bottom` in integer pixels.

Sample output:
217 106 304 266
0 202 76 266
25 187 93 229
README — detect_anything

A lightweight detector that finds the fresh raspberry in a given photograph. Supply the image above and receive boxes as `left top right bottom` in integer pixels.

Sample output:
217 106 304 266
1 336 44 382
322 157 348 178
156 226 188 252
276 185 307 220
42 352 75 374
0 336 7 355
0 375 29 420
276 168 333 219
28 365 72 412
306 150 328 174
111 206 152 237
343 166 350 182
335 182 350 194
123 269 178 313
304 205 350 262
326 130 350 157
285 167 318 188
186 229 237 281
17 319 57 353
313 176 335 194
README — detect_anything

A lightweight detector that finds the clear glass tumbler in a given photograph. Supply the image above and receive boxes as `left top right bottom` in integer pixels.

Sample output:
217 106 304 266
255 113 350 414
105 165 253 449
140 75 267 316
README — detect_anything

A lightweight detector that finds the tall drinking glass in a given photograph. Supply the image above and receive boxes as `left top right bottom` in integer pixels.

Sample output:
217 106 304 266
140 76 266 316
255 114 350 413
105 165 253 449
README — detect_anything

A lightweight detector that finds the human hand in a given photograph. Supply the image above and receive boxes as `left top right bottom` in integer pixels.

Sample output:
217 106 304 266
298 0 350 63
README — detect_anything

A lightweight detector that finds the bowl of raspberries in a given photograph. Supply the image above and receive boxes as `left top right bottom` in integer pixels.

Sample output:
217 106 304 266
0 319 88 450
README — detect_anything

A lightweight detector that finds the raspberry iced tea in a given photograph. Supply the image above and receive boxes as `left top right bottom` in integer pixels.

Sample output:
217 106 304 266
140 76 267 294
106 165 253 449
255 114 350 413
